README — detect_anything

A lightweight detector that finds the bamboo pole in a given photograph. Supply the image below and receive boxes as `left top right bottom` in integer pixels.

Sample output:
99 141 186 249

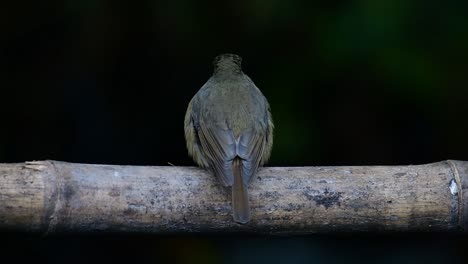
0 160 466 234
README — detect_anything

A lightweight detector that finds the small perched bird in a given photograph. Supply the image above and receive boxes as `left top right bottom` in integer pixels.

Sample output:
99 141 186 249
184 54 274 224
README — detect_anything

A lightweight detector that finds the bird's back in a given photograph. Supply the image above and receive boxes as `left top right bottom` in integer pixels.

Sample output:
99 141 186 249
199 76 269 138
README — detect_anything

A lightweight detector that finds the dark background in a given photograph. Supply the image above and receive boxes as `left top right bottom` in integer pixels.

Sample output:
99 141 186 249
1 0 468 263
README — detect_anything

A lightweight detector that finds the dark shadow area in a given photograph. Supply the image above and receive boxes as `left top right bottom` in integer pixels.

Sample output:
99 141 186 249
1 233 468 264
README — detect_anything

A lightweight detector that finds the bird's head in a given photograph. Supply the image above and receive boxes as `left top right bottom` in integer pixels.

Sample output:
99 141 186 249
213 53 243 75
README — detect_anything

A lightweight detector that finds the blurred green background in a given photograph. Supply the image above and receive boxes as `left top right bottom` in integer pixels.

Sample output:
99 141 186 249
1 0 468 263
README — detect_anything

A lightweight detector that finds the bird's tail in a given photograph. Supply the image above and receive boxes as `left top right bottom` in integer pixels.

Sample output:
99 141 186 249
232 157 250 224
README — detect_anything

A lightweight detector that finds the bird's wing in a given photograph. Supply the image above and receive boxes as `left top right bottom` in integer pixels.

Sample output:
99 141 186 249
198 121 237 186
260 106 274 165
237 127 266 184
184 97 210 168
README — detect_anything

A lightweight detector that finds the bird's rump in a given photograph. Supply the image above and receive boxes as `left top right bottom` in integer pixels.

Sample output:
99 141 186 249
197 120 267 186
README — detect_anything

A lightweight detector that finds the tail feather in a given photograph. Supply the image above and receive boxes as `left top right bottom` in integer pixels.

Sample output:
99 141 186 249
232 158 250 224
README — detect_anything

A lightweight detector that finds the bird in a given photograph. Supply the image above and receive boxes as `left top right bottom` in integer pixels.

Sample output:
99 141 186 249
184 53 273 224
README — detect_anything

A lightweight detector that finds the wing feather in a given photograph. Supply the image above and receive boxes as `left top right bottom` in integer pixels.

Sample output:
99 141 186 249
198 122 237 186
237 129 266 184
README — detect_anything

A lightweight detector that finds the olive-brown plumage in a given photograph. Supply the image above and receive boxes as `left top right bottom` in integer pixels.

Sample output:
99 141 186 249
184 54 273 224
